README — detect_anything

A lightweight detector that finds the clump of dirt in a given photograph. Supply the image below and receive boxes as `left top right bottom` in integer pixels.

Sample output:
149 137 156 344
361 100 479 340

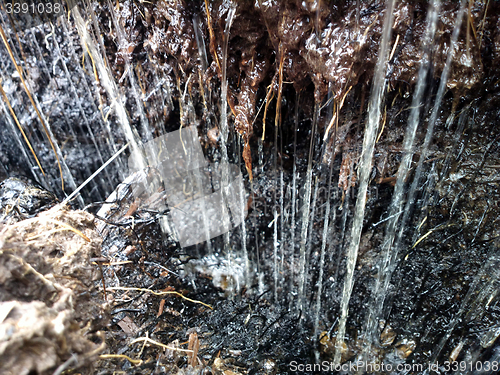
0 206 107 375
0 177 58 224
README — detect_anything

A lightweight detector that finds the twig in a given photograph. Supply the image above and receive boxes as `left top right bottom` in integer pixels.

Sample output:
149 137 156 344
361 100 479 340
107 286 213 309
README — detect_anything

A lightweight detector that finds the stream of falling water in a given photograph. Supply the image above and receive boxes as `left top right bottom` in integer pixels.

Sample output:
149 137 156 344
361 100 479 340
334 0 396 364
396 0 467 252
361 0 440 358
62 12 127 184
219 4 238 293
72 2 146 176
51 23 112 199
106 0 153 144
288 91 300 309
297 101 319 312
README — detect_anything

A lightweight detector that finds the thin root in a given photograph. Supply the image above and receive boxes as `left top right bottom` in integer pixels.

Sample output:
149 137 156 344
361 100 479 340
107 286 213 309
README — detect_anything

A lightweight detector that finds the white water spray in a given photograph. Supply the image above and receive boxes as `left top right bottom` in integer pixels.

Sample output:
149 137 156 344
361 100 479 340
71 2 146 175
297 101 319 311
362 0 440 355
334 0 396 364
